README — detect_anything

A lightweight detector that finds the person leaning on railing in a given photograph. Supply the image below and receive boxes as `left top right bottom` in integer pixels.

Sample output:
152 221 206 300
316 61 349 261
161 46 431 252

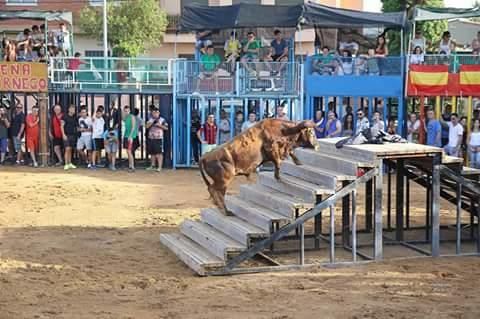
224 31 241 71
311 46 336 76
410 46 425 65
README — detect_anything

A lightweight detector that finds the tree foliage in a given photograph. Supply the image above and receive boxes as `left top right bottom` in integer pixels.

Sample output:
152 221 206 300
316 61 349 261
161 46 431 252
382 0 447 54
79 0 168 57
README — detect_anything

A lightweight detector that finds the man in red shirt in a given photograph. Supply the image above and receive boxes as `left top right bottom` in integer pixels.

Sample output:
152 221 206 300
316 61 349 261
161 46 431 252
26 105 40 167
197 114 217 154
49 104 64 166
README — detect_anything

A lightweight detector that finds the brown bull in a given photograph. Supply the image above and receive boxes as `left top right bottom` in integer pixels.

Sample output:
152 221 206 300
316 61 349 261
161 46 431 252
199 119 319 213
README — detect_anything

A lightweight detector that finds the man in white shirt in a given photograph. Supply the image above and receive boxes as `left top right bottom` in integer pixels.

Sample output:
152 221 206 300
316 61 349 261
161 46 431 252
355 109 370 135
443 113 463 157
218 110 231 144
410 29 428 53
241 113 257 132
407 113 420 143
91 108 106 169
276 105 289 120
339 35 359 56
77 107 93 168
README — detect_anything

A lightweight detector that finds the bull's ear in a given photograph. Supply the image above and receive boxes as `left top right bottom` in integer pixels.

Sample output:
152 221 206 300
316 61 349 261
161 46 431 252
281 120 313 135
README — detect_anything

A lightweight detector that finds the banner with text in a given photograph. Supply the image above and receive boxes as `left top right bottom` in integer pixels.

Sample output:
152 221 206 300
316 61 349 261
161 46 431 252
0 62 48 93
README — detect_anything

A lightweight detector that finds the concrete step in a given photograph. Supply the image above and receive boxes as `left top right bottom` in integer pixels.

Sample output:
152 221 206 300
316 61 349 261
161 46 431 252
159 233 225 276
180 220 246 260
225 195 291 232
201 207 267 246
257 171 333 203
280 161 338 190
294 148 361 176
239 184 313 218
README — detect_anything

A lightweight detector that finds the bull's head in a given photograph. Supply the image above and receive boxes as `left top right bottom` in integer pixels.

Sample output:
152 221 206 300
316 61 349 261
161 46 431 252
282 120 320 151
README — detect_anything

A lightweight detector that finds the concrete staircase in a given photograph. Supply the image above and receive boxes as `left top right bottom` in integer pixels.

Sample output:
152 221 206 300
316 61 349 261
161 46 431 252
160 146 369 276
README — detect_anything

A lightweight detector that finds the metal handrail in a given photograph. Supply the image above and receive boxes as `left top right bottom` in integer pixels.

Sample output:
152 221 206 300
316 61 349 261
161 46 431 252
211 167 378 275
408 53 480 73
48 56 173 87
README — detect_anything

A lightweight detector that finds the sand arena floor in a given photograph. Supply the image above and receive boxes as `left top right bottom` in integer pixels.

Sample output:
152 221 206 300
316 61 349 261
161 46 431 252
0 167 479 319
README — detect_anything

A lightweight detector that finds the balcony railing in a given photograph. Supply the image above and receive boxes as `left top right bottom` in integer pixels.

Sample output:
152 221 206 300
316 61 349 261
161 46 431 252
410 54 480 73
306 55 403 76
49 57 174 90
175 60 302 96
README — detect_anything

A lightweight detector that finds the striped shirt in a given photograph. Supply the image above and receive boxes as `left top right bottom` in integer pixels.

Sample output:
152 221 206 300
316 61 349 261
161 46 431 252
200 122 217 145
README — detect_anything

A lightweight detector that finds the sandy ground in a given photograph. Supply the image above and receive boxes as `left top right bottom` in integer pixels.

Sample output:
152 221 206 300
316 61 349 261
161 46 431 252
0 167 479 319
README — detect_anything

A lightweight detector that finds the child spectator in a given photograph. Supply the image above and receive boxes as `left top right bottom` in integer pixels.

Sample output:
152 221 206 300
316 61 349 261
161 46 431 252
62 105 77 170
361 49 380 75
407 113 420 143
11 103 25 165
77 107 93 168
0 106 10 165
410 46 425 65
50 104 64 166
224 31 241 71
241 113 257 132
312 46 336 75
57 23 71 56
103 128 119 171
197 113 218 155
387 117 397 135
91 108 105 169
26 105 40 167
337 50 354 76
146 107 168 172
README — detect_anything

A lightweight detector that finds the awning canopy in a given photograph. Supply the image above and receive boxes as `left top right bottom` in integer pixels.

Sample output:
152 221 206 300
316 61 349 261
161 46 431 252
302 2 407 28
414 6 480 21
180 3 303 31
0 11 73 25
179 2 407 31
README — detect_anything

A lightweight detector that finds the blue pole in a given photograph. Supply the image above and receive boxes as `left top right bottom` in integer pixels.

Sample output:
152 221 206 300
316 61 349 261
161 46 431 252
172 62 178 169
353 96 358 129
368 97 373 123
186 97 191 167
215 97 220 144
230 100 235 139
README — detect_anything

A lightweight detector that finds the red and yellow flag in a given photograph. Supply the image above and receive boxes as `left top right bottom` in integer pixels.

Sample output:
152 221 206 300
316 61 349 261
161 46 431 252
408 65 449 96
459 65 480 95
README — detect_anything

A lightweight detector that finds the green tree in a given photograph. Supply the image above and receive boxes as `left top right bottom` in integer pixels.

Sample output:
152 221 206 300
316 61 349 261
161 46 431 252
382 0 447 54
79 0 168 57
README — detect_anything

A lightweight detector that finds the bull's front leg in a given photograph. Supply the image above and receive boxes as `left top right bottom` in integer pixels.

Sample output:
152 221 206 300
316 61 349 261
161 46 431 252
289 150 302 165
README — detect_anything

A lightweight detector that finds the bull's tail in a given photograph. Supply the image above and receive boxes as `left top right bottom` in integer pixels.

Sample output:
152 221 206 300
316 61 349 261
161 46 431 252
198 157 211 188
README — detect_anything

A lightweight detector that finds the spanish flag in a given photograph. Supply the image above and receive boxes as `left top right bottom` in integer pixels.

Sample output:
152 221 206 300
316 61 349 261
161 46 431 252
408 65 449 96
459 65 480 95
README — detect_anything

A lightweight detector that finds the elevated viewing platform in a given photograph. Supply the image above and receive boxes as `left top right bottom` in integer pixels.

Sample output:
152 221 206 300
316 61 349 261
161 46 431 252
304 55 405 98
174 60 302 99
48 57 174 94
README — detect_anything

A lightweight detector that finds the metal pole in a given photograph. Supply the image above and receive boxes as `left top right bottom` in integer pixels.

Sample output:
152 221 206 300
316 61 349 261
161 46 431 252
374 161 384 260
329 205 335 263
352 190 357 262
431 155 441 257
103 0 108 58
299 224 305 266
456 184 462 254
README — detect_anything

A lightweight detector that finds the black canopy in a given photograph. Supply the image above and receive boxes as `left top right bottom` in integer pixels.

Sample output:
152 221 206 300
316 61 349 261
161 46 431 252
179 3 407 32
180 3 303 31
302 2 407 28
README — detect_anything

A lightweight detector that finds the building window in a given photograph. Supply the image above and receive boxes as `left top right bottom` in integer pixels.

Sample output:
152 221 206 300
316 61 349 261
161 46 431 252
6 0 38 5
89 0 104 6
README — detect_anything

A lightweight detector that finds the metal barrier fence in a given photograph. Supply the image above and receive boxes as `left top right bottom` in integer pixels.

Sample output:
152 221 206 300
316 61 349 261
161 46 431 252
308 55 403 76
411 54 480 73
49 57 174 90
175 60 302 96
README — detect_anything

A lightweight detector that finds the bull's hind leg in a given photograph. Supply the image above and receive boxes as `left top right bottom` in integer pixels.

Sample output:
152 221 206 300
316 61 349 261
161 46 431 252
210 163 235 215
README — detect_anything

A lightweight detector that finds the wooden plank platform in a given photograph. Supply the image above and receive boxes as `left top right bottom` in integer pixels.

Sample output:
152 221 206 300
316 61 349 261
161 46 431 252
159 233 224 276
239 184 313 218
294 148 364 175
258 172 324 203
318 138 443 161
201 208 267 245
225 196 291 231
180 220 246 260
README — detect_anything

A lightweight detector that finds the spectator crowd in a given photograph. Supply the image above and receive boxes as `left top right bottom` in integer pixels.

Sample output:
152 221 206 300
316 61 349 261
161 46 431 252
1 23 71 63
